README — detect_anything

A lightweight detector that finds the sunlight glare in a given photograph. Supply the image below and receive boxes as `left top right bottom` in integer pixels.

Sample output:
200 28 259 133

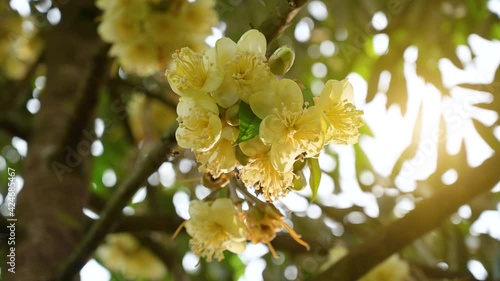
80 259 110 281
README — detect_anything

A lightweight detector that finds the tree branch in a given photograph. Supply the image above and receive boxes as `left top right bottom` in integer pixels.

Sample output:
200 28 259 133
315 153 500 281
56 44 111 157
112 214 183 234
258 0 310 45
1 48 44 108
56 128 178 281
110 78 178 110
108 80 136 144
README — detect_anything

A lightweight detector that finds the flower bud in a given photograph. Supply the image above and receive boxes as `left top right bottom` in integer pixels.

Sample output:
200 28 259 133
225 102 240 126
235 145 250 166
268 45 295 75
292 170 307 191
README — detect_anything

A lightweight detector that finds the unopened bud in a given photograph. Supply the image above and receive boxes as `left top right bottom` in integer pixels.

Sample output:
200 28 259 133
268 45 295 75
235 145 249 166
292 170 307 191
225 103 240 126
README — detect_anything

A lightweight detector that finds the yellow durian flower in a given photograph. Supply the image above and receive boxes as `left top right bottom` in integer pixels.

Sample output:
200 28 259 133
0 3 41 79
97 0 217 75
96 233 167 280
185 199 247 262
195 125 239 178
166 47 223 96
315 79 364 145
212 29 276 107
250 79 329 172
239 138 295 201
176 94 222 151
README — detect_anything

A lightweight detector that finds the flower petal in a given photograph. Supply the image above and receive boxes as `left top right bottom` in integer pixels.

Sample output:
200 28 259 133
211 76 239 108
269 140 299 172
320 79 353 105
239 137 270 157
249 89 276 119
226 240 246 254
216 37 237 65
260 115 287 145
200 48 223 93
274 79 303 113
237 29 266 56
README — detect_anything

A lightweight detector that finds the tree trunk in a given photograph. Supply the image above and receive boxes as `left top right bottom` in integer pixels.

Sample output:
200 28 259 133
15 1 106 280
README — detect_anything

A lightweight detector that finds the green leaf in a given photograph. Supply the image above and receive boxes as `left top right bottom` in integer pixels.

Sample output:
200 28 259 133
234 102 261 145
302 88 315 108
307 158 321 201
358 120 374 137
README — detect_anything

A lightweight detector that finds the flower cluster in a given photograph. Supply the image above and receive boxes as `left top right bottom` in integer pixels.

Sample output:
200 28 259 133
179 198 309 262
0 3 41 79
96 233 167 280
167 29 363 201
96 0 217 76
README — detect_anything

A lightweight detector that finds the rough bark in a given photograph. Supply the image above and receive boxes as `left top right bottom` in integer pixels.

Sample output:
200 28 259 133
57 131 177 280
315 153 500 281
14 1 105 280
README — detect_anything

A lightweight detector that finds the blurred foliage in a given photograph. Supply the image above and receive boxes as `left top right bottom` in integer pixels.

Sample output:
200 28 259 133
0 0 499 280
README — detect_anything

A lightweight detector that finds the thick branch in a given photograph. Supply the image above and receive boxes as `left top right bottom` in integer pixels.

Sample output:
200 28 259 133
258 0 309 45
57 129 177 281
57 44 110 156
315 153 500 281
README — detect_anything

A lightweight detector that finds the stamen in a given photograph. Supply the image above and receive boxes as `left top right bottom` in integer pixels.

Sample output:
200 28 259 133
282 221 310 250
172 221 187 240
266 241 280 259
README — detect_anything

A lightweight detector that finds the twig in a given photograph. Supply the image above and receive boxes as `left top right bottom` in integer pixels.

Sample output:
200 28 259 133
314 153 500 281
56 128 177 281
258 0 310 46
110 78 178 109
112 214 183 234
108 80 136 144
234 178 264 206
